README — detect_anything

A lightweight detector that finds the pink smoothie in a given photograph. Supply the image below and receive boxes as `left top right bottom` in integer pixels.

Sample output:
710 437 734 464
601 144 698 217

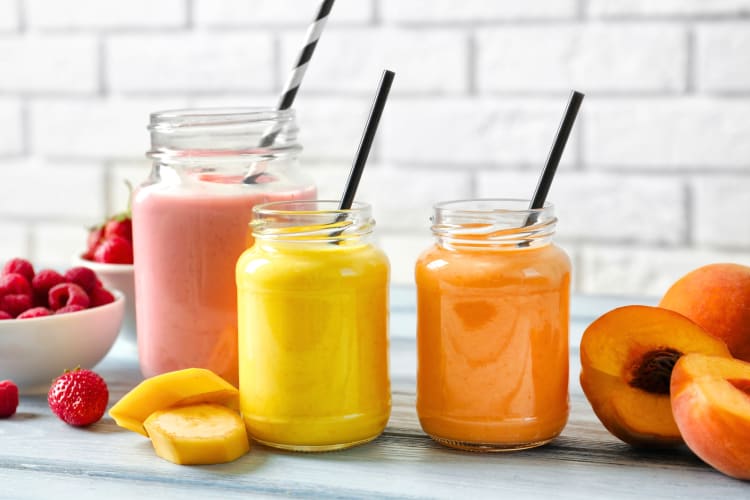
132 179 316 385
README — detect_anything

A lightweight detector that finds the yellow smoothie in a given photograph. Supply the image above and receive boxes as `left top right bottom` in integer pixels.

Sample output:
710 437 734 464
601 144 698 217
236 205 391 451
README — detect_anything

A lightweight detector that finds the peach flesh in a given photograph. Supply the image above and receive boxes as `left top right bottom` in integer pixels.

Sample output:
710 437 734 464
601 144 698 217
671 354 750 480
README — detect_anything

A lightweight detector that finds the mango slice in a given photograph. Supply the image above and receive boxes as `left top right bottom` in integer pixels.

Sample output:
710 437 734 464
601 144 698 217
144 404 250 465
109 368 239 436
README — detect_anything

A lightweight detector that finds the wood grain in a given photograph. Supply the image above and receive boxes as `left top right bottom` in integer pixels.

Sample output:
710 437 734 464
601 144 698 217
1 293 747 499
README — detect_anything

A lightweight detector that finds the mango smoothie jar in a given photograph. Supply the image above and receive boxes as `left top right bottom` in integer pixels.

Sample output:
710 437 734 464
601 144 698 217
133 108 316 386
236 200 391 451
415 199 571 451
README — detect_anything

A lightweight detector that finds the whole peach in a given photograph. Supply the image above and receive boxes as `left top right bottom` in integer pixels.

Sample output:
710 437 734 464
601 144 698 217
660 263 750 362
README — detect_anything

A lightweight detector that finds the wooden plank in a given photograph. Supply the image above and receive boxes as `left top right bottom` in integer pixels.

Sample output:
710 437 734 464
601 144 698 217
2 293 748 498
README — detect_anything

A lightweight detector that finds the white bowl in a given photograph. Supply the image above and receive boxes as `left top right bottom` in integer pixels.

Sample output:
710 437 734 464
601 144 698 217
72 255 136 346
0 291 125 394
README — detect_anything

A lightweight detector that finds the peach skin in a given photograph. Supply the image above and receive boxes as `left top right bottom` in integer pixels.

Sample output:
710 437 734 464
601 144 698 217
660 263 750 362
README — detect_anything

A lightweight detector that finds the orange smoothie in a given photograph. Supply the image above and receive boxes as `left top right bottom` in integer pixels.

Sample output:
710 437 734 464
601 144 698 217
415 200 570 451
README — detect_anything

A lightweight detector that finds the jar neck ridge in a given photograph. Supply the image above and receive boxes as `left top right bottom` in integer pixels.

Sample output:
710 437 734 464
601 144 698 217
431 199 557 250
252 200 374 246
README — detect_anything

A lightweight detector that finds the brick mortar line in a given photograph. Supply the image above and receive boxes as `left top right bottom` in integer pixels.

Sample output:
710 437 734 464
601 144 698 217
684 181 695 246
19 97 29 156
371 0 381 26
466 31 477 96
8 18 750 34
185 0 195 29
16 0 26 33
685 25 696 94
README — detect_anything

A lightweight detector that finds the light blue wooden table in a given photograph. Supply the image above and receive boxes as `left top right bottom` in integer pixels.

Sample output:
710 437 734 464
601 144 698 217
1 288 748 499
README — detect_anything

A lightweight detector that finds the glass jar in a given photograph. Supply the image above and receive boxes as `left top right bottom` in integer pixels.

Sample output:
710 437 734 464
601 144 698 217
415 199 571 451
236 200 391 452
133 108 316 386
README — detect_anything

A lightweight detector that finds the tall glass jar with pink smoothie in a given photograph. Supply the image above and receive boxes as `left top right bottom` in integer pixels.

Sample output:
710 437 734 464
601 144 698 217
133 108 316 386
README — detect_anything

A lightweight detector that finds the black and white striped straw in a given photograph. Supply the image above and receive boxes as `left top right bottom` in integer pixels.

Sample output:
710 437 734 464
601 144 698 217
244 0 335 183
258 0 334 149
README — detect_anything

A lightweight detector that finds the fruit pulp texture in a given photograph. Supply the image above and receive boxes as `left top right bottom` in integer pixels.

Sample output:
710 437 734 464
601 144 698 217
236 239 391 450
415 243 571 449
132 181 316 386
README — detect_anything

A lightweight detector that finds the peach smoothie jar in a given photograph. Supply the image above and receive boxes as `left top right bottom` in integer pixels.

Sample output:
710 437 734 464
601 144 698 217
236 201 391 451
133 108 315 386
415 199 571 451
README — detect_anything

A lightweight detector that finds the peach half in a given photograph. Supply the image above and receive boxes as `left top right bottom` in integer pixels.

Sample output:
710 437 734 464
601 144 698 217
580 305 732 447
671 353 750 480
660 263 750 362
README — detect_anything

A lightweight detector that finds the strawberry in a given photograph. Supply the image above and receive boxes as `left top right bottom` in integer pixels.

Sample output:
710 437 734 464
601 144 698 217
0 380 19 418
104 217 132 242
0 273 32 297
2 258 34 282
48 283 90 311
48 368 108 426
0 294 33 317
17 307 52 319
90 286 115 307
94 236 134 264
86 225 104 257
31 269 66 307
0 311 11 320
64 267 101 294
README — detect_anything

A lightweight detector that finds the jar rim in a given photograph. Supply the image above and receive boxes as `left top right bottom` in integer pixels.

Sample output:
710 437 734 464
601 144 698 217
434 198 553 214
149 107 296 131
253 199 371 216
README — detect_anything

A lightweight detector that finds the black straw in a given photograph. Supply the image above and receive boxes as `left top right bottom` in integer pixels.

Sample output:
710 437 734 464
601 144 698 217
339 70 395 210
529 90 585 210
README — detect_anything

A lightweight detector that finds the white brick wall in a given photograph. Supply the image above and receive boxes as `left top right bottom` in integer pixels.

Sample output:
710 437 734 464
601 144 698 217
0 0 749 294
381 0 577 22
477 25 686 93
584 98 750 168
25 0 186 29
692 177 750 248
0 0 18 31
0 99 23 155
696 24 750 92
194 0 372 26
107 34 275 93
588 0 750 17
279 29 468 94
30 97 186 159
382 98 579 167
0 35 98 93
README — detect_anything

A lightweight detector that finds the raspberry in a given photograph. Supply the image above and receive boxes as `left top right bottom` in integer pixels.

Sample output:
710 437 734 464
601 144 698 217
90 286 115 307
48 283 90 311
0 380 19 418
0 273 32 297
93 236 134 264
63 267 101 294
2 258 34 282
104 218 132 242
0 311 11 320
17 307 53 319
56 304 86 315
48 368 109 426
31 269 66 307
0 294 33 317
